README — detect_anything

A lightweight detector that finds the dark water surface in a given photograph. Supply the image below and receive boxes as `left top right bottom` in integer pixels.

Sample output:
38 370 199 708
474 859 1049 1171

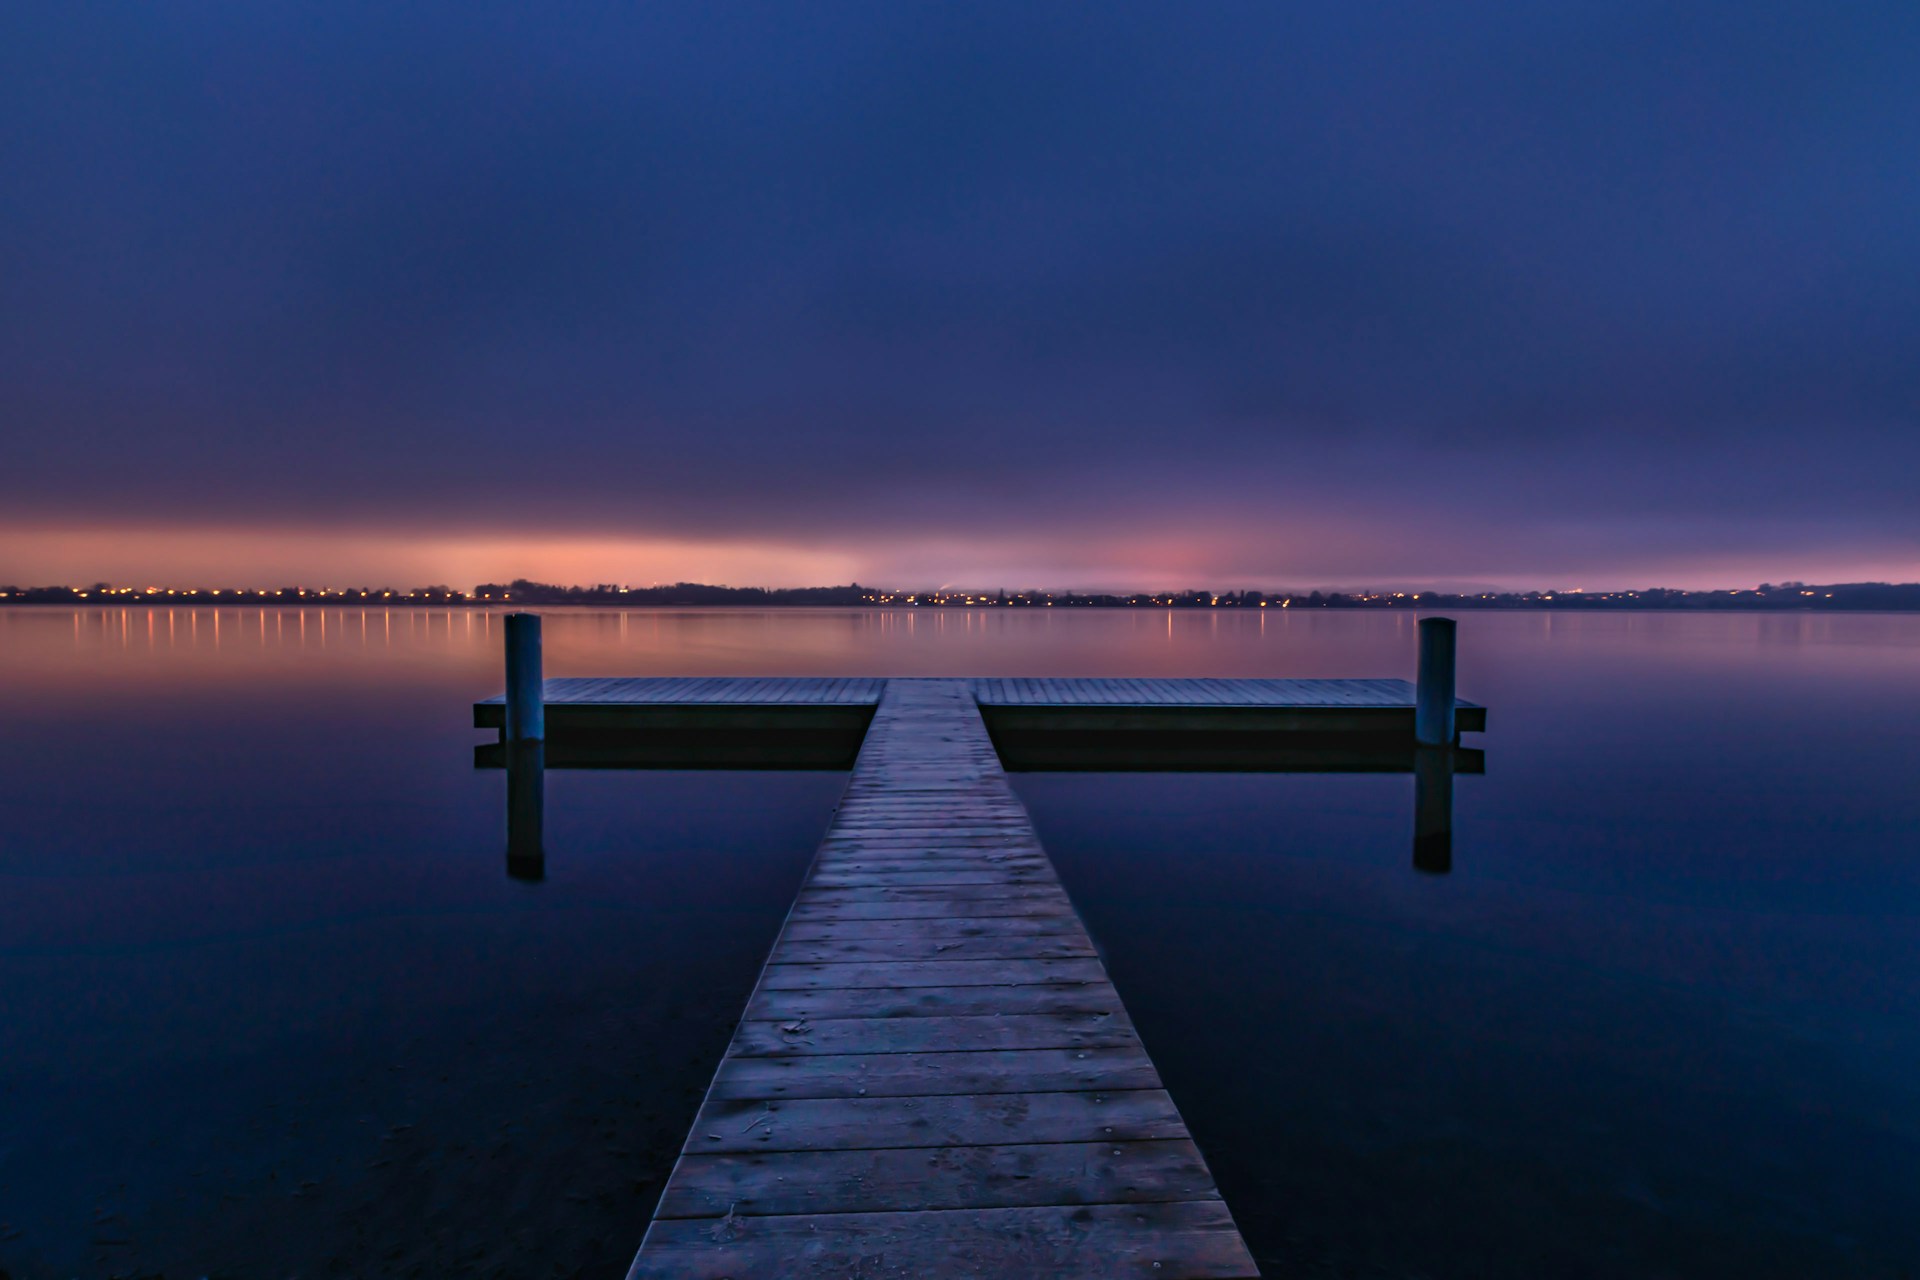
1 607 1915 1277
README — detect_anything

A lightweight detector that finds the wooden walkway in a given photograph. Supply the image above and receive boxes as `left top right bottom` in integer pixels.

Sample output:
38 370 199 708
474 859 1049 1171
626 679 1259 1278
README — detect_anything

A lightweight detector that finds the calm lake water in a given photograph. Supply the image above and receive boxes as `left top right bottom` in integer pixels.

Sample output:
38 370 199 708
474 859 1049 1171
2 606 1916 1278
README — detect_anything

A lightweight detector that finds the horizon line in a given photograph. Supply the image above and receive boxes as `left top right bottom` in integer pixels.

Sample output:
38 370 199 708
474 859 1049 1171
4 578 1918 605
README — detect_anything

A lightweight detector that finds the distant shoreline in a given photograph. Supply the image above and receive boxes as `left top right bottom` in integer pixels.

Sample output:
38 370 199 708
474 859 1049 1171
5 581 1918 612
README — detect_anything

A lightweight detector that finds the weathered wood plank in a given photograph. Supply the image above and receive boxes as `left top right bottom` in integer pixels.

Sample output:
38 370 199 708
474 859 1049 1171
705 1045 1160 1099
780 915 1080 940
810 844 1052 867
729 1010 1136 1057
808 854 1044 870
748 981 1120 1021
821 829 1035 841
814 840 1040 855
757 957 1109 989
773 934 1094 963
628 1200 1259 1280
804 868 1054 888
655 1139 1222 1218
795 882 1065 903
786 896 1074 921
684 1088 1186 1154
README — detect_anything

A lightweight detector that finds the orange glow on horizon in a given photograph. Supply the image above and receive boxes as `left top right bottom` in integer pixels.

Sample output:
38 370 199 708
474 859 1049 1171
1 521 1914 595
0 527 866 592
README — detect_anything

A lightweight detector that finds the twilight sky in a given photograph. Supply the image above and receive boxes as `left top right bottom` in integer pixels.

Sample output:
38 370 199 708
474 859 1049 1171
4 1 1917 591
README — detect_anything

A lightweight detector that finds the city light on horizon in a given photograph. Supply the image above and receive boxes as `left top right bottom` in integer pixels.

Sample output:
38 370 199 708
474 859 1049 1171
4 519 1915 599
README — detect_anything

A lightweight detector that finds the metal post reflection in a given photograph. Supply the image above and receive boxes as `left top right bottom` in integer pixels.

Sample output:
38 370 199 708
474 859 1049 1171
506 739 546 882
1412 745 1453 874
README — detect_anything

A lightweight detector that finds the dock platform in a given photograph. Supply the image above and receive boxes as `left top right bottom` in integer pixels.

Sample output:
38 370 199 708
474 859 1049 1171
475 675 1484 773
625 679 1260 1277
476 675 1481 734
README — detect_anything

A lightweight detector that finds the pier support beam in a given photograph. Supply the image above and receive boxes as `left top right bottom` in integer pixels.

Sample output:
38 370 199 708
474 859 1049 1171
504 613 544 744
1415 617 1457 747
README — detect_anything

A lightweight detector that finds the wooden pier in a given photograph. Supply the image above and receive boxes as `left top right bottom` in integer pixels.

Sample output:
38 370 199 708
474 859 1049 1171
473 661 1485 1276
627 679 1259 1278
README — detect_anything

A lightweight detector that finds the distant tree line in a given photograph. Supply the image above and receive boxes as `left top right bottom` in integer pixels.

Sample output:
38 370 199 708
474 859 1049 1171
5 578 1920 610
471 581 877 605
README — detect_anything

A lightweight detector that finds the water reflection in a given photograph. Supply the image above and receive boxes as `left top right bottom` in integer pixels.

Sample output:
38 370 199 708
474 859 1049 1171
23 604 1920 687
7 606 1920 1277
504 740 545 881
1413 744 1455 874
